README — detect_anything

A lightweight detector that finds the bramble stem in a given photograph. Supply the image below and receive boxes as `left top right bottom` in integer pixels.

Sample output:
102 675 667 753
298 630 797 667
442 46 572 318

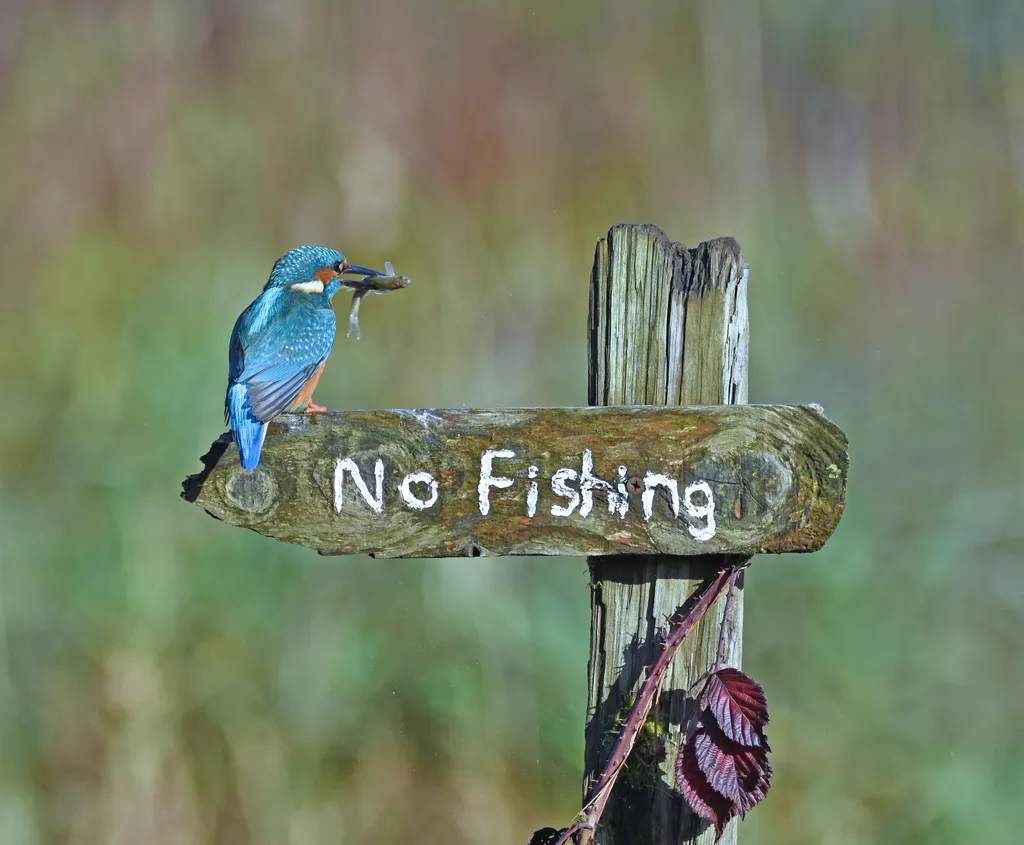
714 567 740 668
575 567 733 845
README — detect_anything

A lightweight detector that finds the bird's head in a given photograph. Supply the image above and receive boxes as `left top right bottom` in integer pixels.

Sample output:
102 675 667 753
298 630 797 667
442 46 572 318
265 245 384 298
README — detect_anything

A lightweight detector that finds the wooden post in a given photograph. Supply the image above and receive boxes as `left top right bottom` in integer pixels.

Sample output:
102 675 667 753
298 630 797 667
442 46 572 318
585 225 749 844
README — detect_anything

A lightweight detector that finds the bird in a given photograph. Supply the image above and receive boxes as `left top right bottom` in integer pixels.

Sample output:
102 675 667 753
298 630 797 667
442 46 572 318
225 245 386 470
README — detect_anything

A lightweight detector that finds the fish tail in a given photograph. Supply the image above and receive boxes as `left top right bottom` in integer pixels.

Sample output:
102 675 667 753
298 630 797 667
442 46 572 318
227 382 267 471
347 290 367 339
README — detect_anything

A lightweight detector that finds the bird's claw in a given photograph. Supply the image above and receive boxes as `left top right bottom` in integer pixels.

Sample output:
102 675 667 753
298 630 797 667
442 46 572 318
305 402 327 413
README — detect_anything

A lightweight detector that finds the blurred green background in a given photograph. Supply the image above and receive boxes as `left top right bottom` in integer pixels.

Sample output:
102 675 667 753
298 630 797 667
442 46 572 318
1 1 1022 843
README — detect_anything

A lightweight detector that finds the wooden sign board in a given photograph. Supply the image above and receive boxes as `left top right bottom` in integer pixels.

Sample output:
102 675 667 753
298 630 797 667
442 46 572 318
182 404 848 559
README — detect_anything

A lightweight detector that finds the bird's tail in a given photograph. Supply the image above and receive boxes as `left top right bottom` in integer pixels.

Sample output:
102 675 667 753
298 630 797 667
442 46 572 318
227 383 267 471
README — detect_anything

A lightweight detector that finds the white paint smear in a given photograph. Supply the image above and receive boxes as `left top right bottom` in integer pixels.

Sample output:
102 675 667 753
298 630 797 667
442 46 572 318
478 449 515 516
550 467 580 517
642 472 680 522
579 449 614 518
610 464 629 519
334 458 385 514
683 480 716 542
527 465 539 518
399 471 439 511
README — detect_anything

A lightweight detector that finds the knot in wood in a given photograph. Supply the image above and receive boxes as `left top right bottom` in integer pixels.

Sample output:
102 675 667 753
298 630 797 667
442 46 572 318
225 468 278 513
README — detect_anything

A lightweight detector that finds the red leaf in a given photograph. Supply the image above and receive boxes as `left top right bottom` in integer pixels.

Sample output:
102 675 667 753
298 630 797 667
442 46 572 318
676 728 736 840
678 668 773 837
732 748 772 814
705 668 769 747
695 728 742 804
695 717 773 814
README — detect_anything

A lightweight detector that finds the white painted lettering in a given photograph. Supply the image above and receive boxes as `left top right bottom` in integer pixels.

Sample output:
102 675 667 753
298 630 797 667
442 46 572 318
579 449 614 518
683 480 716 542
334 448 715 540
478 449 515 516
334 458 385 514
550 467 580 517
609 464 629 519
527 465 539 518
642 472 680 522
399 471 439 511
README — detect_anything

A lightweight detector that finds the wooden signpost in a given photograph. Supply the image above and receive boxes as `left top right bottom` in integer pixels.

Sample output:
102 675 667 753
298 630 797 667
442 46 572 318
183 225 849 845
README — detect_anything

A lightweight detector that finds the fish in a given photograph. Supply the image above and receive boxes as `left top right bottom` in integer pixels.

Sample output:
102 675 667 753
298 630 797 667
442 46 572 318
346 261 411 339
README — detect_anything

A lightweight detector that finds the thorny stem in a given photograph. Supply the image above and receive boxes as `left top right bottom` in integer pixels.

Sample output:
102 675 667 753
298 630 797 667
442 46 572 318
714 567 740 668
554 821 585 845
573 567 734 845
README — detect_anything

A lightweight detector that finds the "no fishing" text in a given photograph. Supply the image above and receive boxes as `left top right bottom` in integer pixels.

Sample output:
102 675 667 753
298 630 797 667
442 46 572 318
333 448 716 542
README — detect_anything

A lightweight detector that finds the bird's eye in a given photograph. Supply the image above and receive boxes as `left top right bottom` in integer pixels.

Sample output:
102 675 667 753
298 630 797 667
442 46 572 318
332 260 344 272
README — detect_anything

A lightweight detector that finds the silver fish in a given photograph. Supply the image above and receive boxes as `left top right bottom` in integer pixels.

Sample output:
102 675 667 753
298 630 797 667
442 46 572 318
347 261 411 339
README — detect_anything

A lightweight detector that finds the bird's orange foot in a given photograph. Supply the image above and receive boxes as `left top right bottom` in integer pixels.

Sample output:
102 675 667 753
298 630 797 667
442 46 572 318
305 402 327 413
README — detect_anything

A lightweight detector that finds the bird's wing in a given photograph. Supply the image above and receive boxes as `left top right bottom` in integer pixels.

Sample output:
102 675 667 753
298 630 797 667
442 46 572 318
231 293 337 422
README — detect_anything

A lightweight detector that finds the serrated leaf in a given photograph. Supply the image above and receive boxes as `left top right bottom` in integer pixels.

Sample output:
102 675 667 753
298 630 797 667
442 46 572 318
694 727 741 802
695 717 772 814
678 667 773 837
732 749 772 814
706 668 769 747
676 728 736 840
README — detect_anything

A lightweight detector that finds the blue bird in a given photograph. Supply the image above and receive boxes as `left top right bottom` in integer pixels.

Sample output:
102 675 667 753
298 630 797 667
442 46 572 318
225 246 386 470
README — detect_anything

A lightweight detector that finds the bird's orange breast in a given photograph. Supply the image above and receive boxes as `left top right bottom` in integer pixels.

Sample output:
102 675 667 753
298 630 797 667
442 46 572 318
288 361 328 411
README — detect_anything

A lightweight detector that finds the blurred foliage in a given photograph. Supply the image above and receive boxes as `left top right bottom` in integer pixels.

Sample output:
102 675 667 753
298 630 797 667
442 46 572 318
1 1 1023 843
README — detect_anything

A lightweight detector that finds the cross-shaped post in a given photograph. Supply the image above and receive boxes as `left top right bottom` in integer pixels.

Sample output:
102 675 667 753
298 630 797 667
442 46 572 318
183 224 848 844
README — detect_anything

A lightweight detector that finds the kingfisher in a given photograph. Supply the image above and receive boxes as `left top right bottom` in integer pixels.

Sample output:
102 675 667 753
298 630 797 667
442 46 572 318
225 245 388 471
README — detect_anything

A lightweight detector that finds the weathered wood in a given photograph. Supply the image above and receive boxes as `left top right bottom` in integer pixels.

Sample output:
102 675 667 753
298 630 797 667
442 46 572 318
182 404 846 559
585 227 753 844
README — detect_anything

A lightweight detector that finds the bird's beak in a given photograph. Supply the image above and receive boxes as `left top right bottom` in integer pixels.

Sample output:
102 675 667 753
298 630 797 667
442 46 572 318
339 261 385 279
